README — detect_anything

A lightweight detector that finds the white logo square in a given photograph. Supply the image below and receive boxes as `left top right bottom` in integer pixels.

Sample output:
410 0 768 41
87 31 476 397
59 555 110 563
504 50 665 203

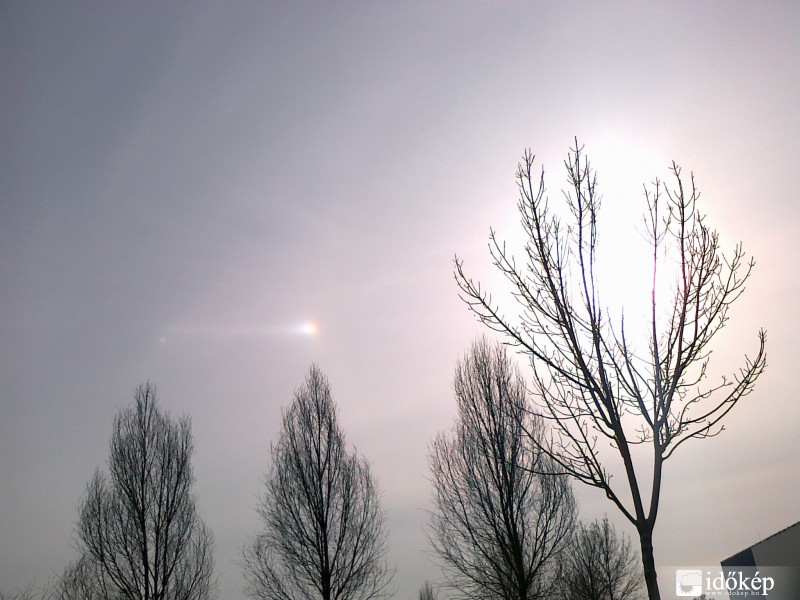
676 569 703 596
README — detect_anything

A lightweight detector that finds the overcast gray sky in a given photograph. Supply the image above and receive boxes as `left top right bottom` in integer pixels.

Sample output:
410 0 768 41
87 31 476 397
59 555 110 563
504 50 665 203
2 2 799 598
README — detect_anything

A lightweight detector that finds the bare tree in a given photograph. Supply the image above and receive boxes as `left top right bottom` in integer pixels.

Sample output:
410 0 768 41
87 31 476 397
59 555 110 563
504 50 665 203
454 142 767 600
75 383 216 600
562 517 643 600
242 365 393 600
53 554 110 600
418 581 438 600
428 339 576 600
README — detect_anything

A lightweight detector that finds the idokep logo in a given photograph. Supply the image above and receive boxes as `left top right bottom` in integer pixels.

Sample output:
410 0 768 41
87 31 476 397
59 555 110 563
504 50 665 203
675 567 780 597
676 569 703 596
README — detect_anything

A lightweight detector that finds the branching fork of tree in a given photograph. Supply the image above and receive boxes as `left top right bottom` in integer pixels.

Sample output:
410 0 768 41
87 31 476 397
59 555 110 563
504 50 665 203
454 142 767 600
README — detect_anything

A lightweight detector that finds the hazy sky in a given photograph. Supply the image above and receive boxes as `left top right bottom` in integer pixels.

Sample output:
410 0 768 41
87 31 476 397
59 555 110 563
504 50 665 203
2 2 799 598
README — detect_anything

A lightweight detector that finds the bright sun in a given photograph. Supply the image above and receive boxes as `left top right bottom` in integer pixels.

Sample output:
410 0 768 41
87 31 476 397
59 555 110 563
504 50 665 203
301 322 318 335
587 136 683 342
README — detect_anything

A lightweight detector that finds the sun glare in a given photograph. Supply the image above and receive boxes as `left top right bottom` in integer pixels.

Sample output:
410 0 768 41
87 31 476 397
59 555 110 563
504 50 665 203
587 136 683 344
301 322 318 336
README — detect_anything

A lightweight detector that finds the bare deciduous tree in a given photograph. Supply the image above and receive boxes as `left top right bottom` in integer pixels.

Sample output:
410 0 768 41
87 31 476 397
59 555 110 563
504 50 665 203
428 339 576 600
75 383 217 600
454 143 767 600
54 554 109 600
242 365 393 600
562 517 643 600
418 581 438 600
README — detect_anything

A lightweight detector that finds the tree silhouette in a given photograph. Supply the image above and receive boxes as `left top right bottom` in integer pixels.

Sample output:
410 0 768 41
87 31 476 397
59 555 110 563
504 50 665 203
242 365 392 600
562 516 643 600
428 339 576 600
54 555 103 600
417 581 438 600
74 383 216 600
454 142 766 600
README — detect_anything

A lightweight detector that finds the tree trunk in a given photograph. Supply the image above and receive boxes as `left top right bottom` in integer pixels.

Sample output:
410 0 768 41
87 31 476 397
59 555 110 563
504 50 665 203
638 526 660 600
322 567 332 600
